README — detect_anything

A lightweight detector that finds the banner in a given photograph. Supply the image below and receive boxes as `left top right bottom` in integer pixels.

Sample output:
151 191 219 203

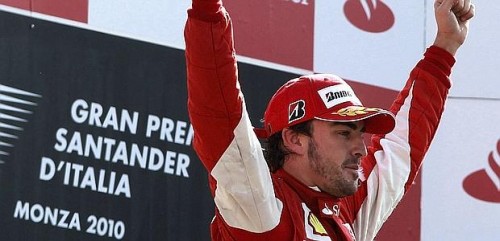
0 11 213 240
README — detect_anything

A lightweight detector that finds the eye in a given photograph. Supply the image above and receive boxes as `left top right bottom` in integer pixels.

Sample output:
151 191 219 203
337 130 351 138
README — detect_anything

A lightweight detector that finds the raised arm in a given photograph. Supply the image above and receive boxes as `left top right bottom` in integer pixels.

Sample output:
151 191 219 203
184 0 242 171
349 1 475 240
184 0 282 234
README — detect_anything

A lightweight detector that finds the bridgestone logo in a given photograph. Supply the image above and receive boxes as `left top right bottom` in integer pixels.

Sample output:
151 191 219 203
326 91 352 102
318 84 361 109
288 100 306 123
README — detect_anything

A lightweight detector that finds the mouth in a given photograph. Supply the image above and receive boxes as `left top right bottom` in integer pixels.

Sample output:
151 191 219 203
343 163 361 178
343 163 360 171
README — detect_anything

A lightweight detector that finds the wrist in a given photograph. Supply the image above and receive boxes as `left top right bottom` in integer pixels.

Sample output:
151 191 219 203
432 36 462 56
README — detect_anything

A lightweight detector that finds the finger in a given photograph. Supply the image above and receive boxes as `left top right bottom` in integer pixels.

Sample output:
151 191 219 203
455 0 471 17
451 0 465 13
459 3 475 22
435 0 454 11
434 0 441 9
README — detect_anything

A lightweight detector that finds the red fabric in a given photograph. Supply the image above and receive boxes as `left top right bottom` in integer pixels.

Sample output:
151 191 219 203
184 2 454 240
189 0 224 22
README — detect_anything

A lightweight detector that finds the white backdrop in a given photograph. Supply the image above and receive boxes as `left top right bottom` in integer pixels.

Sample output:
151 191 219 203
423 99 500 240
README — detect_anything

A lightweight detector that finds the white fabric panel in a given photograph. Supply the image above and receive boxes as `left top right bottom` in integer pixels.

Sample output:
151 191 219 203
211 108 283 233
354 84 413 241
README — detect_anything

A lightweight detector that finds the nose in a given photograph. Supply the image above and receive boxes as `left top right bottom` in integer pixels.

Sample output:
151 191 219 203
353 135 367 158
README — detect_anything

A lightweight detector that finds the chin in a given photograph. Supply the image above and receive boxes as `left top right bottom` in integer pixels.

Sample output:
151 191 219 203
347 186 359 195
324 179 360 197
333 184 358 197
345 180 360 195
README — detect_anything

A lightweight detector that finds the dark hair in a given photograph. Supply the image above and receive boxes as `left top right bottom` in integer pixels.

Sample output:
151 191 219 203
263 120 313 172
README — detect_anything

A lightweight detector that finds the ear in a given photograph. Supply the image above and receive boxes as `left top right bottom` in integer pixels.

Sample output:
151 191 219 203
282 128 308 155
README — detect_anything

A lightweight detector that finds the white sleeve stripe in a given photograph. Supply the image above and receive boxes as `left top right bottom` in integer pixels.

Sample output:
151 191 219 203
211 106 283 233
354 83 414 241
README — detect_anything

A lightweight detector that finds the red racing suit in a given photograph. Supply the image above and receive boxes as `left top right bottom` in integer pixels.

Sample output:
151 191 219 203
184 1 454 240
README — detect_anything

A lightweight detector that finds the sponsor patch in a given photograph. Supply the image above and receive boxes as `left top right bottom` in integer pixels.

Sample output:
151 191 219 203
288 100 306 123
309 212 327 236
302 203 331 241
318 84 361 109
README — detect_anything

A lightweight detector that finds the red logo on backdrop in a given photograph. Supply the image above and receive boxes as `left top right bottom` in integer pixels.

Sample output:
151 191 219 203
343 0 395 33
463 140 500 203
0 0 88 23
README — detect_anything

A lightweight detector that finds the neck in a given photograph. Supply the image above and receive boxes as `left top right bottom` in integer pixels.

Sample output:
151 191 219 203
282 155 315 187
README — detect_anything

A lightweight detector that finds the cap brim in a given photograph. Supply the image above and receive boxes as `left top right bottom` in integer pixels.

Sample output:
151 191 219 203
315 106 395 134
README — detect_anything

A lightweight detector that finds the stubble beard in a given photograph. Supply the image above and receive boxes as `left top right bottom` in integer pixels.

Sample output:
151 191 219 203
308 139 359 197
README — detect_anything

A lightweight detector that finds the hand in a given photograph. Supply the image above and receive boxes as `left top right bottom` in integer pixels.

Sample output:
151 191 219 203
433 0 475 55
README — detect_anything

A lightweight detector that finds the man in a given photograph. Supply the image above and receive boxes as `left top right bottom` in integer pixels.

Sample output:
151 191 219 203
184 0 474 240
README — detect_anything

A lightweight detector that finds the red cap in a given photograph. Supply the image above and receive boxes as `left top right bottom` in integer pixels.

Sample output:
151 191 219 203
255 74 395 138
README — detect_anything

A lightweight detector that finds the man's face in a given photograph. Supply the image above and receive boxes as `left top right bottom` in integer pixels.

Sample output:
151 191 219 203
307 120 367 197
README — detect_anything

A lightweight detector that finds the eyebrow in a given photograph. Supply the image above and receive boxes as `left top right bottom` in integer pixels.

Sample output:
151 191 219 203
332 122 366 132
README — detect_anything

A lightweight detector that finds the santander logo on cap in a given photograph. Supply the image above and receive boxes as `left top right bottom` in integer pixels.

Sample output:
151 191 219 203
343 0 395 33
462 140 500 203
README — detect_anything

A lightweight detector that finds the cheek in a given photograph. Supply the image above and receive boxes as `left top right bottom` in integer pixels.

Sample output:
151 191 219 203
317 138 347 157
315 142 345 167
